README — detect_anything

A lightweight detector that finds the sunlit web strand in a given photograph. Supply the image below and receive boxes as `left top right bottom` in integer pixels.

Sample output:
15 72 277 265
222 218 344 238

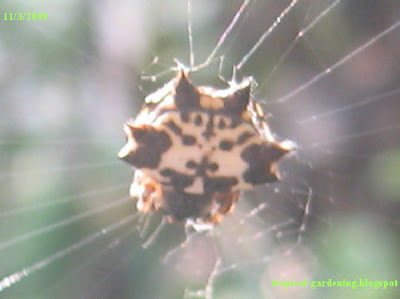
28 20 101 66
45 226 139 297
270 19 400 104
310 166 400 185
0 161 119 181
236 0 299 70
215 210 304 247
0 213 138 293
192 0 251 72
0 197 130 252
0 138 120 145
236 218 297 244
298 87 400 125
257 0 343 94
215 255 273 277
162 229 206 264
206 184 310 244
187 0 195 68
311 148 388 159
0 183 125 218
83 227 143 299
2 19 104 87
184 258 221 299
239 202 269 224
303 123 400 149
141 217 167 249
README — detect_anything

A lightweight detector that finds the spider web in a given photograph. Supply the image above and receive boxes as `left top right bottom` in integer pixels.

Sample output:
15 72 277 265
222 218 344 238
1 0 400 298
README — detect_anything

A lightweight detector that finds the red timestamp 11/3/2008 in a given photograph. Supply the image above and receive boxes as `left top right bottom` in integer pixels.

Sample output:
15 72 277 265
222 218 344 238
3 13 47 21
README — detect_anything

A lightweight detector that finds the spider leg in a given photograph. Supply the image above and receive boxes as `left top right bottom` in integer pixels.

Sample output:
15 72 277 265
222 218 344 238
209 191 241 224
130 170 162 213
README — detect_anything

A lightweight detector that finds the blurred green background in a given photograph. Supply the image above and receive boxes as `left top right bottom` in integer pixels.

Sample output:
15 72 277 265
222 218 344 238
0 0 399 298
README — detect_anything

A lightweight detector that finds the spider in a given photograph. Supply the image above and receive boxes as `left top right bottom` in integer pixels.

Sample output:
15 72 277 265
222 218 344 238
118 68 293 227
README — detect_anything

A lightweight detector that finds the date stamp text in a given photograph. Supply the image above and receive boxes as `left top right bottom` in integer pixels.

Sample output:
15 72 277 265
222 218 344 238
3 13 47 21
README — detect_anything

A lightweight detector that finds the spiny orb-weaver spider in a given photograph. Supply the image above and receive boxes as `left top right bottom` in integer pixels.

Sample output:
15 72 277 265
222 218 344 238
118 68 294 228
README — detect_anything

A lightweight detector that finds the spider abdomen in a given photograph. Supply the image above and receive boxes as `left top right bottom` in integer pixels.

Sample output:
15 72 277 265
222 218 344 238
119 70 292 225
